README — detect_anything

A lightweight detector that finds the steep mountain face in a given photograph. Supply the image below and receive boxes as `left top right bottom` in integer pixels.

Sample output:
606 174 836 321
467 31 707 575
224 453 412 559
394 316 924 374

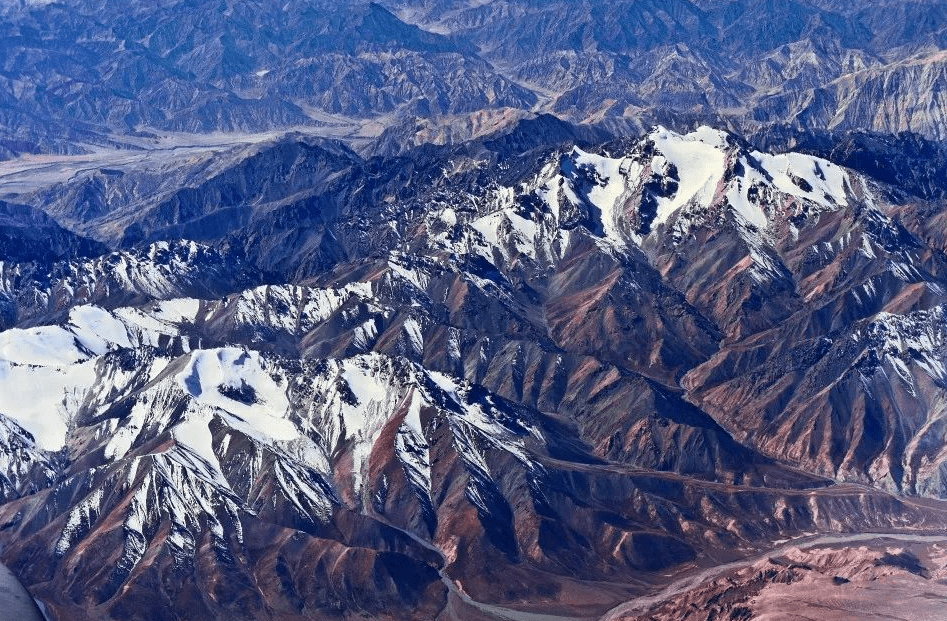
397 124 947 498
3 0 947 159
0 200 106 266
0 262 931 621
2 123 947 620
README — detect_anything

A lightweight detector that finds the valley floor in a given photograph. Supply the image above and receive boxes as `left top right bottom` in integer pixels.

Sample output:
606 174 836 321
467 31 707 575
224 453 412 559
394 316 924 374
602 532 947 621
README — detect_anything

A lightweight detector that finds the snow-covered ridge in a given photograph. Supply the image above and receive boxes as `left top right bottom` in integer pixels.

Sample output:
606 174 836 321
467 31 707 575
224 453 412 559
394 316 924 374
231 282 373 336
436 126 858 280
0 240 264 331
857 306 947 389
45 345 546 573
53 240 234 300
0 275 550 574
0 277 378 450
564 127 853 246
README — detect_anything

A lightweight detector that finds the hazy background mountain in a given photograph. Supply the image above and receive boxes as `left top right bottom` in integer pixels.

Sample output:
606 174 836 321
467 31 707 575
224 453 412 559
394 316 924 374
3 0 947 159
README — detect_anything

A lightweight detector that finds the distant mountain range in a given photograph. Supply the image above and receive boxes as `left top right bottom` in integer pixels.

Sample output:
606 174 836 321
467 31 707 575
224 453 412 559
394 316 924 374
3 0 947 159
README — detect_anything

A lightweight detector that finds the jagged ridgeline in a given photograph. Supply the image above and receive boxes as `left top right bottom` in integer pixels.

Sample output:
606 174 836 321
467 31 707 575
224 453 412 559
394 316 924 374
1 114 947 621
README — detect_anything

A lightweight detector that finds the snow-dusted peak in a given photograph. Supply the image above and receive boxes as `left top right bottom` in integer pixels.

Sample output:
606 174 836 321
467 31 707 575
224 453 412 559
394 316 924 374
751 151 850 210
65 305 134 355
857 306 947 388
0 277 384 453
0 304 149 450
177 348 294 435
556 125 733 247
0 239 260 329
651 125 732 150
565 126 854 245
438 126 865 289
67 240 229 299
0 304 130 368
645 126 730 229
230 282 373 336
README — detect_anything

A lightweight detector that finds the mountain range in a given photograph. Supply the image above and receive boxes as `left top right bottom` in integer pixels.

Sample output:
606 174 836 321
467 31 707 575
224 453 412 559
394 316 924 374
4 0 947 159
2 1 947 620
0 116 946 618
